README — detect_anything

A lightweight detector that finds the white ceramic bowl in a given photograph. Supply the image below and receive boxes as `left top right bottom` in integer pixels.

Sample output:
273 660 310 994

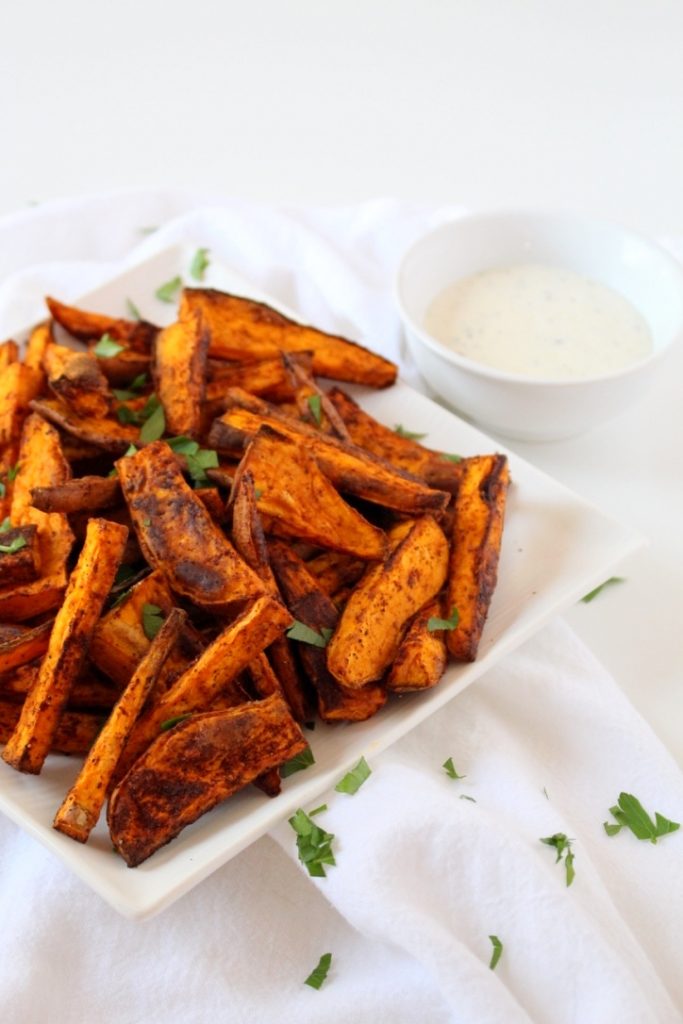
396 211 683 441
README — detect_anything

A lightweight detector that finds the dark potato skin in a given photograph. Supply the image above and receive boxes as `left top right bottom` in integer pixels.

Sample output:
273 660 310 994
30 397 139 454
117 441 266 611
108 693 307 867
181 288 397 387
43 345 113 419
46 296 158 353
31 475 121 514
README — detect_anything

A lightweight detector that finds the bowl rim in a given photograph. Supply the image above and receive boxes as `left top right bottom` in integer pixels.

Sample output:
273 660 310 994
395 208 683 389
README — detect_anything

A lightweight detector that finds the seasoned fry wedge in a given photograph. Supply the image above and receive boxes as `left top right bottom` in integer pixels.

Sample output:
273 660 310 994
233 426 387 560
0 524 40 585
209 397 450 516
153 308 208 437
46 296 157 353
0 340 19 370
0 699 103 756
446 454 510 662
89 570 195 689
54 607 186 843
181 288 397 387
385 597 448 692
23 322 52 374
30 475 121 514
0 363 44 449
304 550 366 597
326 387 465 493
269 540 386 722
0 663 122 712
0 413 75 621
43 343 113 419
1 517 128 774
29 397 139 454
205 353 309 404
109 692 306 867
90 346 150 386
327 515 449 689
0 618 53 675
117 594 293 773
117 441 266 611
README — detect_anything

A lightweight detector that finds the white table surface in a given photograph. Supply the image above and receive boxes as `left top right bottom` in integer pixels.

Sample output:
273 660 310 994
1 0 682 768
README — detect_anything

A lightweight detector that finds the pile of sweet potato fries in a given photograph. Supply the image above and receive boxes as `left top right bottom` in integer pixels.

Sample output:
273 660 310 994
0 286 508 866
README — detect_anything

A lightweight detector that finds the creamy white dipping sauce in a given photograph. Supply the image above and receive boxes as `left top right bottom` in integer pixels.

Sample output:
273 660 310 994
423 263 653 379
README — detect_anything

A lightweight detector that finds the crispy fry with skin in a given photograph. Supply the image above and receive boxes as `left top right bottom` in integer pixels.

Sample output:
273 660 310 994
233 426 387 561
30 475 121 514
325 387 465 493
43 344 113 419
23 322 52 374
269 540 386 722
231 471 314 723
117 441 266 611
446 454 510 662
327 515 449 689
54 607 186 843
46 296 157 353
108 692 306 867
0 699 103 756
181 289 397 387
153 308 208 437
385 597 448 692
0 618 53 675
0 524 40 585
209 396 450 516
1 517 128 774
117 594 293 773
0 363 44 449
29 397 139 454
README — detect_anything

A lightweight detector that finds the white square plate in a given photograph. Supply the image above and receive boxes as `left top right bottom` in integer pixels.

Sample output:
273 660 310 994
0 244 644 918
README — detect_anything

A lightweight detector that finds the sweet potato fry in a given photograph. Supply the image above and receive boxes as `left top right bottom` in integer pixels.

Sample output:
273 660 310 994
0 340 19 370
29 397 139 454
205 353 308 404
385 597 448 692
117 594 293 772
0 524 40 585
181 288 397 387
117 441 266 611
0 699 103 756
327 515 449 689
91 346 150 386
233 426 387 560
43 344 113 419
108 692 306 867
304 550 366 597
0 662 121 712
0 363 44 449
446 454 510 662
23 322 52 373
269 540 386 722
46 296 157 352
54 606 186 843
2 517 128 774
153 308 208 437
30 475 121 514
326 387 465 493
209 396 450 516
0 618 52 675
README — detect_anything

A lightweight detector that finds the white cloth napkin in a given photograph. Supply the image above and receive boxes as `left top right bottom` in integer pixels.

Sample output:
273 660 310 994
0 191 681 1024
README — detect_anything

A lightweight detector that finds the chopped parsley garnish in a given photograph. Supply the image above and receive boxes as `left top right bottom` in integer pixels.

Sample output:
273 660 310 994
488 935 503 970
580 577 625 603
394 424 427 440
141 603 164 640
335 756 371 795
603 792 680 843
189 247 210 281
155 276 183 304
307 394 322 425
442 757 465 780
6 464 19 482
304 952 332 990
540 832 575 886
93 333 125 358
281 746 316 778
139 396 166 442
165 436 218 484
0 517 11 533
286 620 333 648
123 444 138 457
441 453 463 463
0 535 26 555
289 807 336 877
160 714 192 732
126 298 141 321
427 607 459 632
113 373 147 402
460 794 476 802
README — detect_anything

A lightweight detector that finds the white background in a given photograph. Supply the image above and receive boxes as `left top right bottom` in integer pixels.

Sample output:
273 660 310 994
1 0 683 763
